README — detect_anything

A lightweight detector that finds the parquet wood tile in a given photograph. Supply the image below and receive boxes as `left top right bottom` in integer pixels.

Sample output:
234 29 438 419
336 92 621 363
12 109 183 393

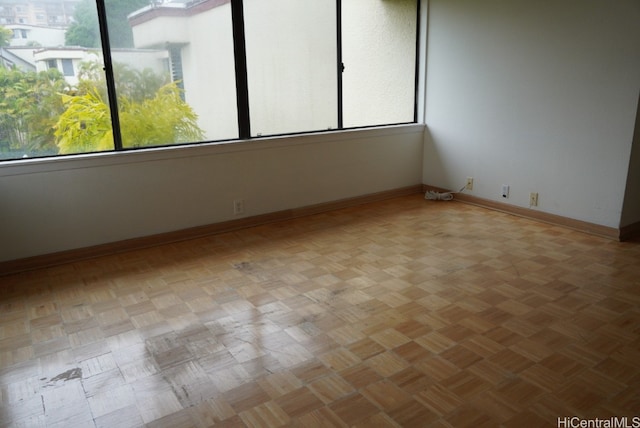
1 195 640 427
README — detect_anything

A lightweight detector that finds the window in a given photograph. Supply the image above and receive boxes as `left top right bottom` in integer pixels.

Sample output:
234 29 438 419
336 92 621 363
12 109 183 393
0 0 419 161
244 0 337 136
343 0 417 127
0 1 111 161
61 58 74 76
111 1 238 147
11 29 28 40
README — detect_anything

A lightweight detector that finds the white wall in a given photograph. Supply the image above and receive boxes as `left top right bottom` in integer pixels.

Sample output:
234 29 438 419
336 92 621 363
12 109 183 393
0 126 423 262
423 0 640 228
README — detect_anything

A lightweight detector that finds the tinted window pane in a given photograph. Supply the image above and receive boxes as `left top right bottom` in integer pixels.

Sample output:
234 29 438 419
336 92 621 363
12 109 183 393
116 0 238 148
244 0 338 136
0 0 112 160
61 58 74 76
342 0 417 127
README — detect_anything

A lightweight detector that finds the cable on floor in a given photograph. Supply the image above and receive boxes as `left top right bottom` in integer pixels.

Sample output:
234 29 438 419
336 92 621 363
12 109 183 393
424 185 466 201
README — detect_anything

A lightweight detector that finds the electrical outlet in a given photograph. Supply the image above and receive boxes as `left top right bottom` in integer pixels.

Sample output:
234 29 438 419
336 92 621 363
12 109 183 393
501 184 509 198
233 199 244 214
529 192 538 207
465 177 474 191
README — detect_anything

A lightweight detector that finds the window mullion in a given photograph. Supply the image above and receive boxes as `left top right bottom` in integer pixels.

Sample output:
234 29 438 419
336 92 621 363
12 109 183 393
413 0 422 123
231 0 251 139
95 0 123 151
336 0 343 129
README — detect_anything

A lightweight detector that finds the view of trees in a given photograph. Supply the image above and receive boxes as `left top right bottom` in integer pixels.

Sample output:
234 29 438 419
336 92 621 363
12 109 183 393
0 67 69 155
65 0 149 48
0 62 204 158
0 26 12 47
56 63 204 153
63 0 99 48
1 2 205 160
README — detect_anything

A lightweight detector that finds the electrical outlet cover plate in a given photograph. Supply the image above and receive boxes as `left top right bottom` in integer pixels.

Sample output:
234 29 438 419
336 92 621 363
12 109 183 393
529 192 538 207
466 177 473 191
233 199 244 214
502 185 509 198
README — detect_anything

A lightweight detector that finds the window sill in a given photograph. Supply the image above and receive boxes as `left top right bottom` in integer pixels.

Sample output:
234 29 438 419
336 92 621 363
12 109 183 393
0 123 425 177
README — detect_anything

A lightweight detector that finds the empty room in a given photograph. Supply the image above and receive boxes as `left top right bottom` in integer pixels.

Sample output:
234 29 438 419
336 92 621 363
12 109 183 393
1 0 639 426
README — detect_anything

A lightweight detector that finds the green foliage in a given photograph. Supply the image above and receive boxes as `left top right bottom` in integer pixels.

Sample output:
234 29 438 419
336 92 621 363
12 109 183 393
64 0 99 47
119 83 205 148
105 0 150 48
0 26 12 47
0 67 68 153
114 64 170 103
55 64 204 154
65 0 150 48
77 61 170 102
0 60 203 157
54 89 113 154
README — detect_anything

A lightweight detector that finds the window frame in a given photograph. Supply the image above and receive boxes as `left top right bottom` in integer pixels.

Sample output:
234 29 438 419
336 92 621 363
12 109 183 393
1 0 421 162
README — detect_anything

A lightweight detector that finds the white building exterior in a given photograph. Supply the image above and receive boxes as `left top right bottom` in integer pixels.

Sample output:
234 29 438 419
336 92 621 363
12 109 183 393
33 47 168 86
0 45 36 70
6 23 65 46
34 47 96 84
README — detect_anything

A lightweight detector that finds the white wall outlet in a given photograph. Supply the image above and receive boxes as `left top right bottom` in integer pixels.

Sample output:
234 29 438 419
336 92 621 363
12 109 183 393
465 177 474 190
501 184 509 198
233 199 244 214
529 192 538 207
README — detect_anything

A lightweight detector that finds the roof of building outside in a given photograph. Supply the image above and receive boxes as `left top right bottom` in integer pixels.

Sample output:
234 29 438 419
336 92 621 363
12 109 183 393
128 0 230 26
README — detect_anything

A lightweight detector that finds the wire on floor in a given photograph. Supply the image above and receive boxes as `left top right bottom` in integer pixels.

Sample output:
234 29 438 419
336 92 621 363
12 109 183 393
424 185 466 201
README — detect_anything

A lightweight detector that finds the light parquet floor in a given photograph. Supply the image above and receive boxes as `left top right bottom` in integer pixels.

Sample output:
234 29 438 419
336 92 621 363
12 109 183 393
1 195 639 427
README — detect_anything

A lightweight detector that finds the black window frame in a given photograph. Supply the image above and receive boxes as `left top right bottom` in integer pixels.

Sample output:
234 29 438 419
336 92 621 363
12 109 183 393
3 0 421 161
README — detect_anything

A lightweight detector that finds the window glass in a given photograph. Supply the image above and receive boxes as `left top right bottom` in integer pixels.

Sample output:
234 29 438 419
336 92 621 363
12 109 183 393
342 0 417 127
61 58 74 76
244 0 338 136
1 0 418 162
109 0 238 148
0 1 112 160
